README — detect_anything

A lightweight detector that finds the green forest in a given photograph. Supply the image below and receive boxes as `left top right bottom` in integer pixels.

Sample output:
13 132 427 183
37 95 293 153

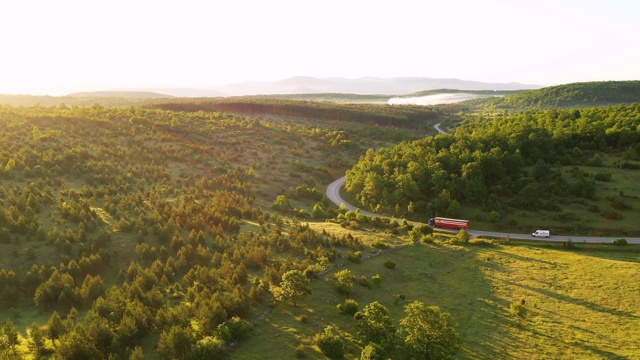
471 80 640 109
0 101 444 359
0 81 639 359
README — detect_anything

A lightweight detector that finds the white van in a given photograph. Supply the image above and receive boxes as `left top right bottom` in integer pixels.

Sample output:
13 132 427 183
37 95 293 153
532 229 550 238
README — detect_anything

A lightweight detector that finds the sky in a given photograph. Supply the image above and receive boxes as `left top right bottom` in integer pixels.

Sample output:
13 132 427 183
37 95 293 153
1 0 639 95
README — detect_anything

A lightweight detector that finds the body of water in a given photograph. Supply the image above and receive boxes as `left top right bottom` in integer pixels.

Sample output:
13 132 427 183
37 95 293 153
388 92 499 105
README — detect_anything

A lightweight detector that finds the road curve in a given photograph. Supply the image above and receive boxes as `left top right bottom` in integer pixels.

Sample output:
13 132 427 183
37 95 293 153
326 176 378 218
434 123 447 134
326 177 640 244
327 123 640 244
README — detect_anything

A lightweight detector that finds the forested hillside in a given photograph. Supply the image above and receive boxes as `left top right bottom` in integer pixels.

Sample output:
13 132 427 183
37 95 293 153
345 103 640 235
150 98 445 130
1 98 639 359
0 102 442 359
472 81 640 109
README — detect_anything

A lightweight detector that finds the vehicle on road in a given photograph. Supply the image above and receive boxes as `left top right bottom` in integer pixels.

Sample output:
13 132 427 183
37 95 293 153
428 217 469 230
532 229 550 238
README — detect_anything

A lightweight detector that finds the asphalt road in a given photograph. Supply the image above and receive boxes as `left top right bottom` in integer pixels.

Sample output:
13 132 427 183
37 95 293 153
326 176 640 244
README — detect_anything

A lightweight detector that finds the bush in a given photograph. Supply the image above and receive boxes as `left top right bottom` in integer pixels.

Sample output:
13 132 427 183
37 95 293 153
372 239 389 250
602 210 623 220
383 260 396 269
224 316 253 341
360 342 386 360
334 269 354 295
488 210 501 223
587 204 600 212
510 300 527 318
314 326 344 359
594 172 612 181
343 299 359 315
303 263 324 278
456 229 471 243
417 224 433 234
296 314 308 323
295 344 306 358
613 238 628 246
358 275 372 289
498 236 511 244
346 251 362 264
394 294 406 306
469 238 495 247
371 274 382 287
189 336 227 360
611 199 632 210
421 234 435 243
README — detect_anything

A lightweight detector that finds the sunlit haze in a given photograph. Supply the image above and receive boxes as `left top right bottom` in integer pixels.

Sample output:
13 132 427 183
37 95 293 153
2 0 639 95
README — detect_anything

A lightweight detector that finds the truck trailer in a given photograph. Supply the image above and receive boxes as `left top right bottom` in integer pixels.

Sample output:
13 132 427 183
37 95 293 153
428 217 469 230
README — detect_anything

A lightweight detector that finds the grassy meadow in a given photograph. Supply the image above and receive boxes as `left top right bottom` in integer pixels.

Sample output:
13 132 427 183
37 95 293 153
234 228 640 359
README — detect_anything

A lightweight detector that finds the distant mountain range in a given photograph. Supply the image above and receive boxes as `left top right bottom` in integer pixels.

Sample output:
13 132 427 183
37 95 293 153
69 76 543 98
68 91 174 99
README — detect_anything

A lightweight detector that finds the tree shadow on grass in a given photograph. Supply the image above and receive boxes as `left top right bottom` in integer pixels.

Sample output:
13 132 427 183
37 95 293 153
527 327 628 360
509 282 638 319
497 248 559 266
406 244 525 359
567 246 640 264
512 241 640 264
577 343 630 360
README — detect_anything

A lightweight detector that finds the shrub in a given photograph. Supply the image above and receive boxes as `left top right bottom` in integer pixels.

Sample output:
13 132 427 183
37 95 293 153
295 344 306 358
611 199 632 210
314 326 344 359
602 210 623 220
189 336 227 360
371 274 382 287
510 300 527 318
223 316 253 341
372 240 389 250
498 236 511 244
334 269 354 295
587 204 600 212
469 238 495 247
360 342 386 360
488 210 500 223
346 251 362 264
417 224 433 234
296 314 308 323
371 217 385 228
408 228 421 244
394 294 406 306
613 238 628 246
358 275 372 289
456 229 471 243
383 260 396 269
303 263 324 278
594 172 612 181
421 234 435 243
343 299 359 315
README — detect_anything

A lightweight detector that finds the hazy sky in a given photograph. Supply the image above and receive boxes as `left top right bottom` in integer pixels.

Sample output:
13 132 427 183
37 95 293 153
2 0 639 94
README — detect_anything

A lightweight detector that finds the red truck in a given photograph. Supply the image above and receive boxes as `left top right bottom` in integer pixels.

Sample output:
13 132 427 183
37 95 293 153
428 217 469 230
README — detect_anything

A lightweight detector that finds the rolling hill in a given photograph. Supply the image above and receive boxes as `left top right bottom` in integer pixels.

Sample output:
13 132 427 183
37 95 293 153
469 80 640 109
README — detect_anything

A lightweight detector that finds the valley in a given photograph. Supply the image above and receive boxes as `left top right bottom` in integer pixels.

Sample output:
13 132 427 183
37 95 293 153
0 81 638 359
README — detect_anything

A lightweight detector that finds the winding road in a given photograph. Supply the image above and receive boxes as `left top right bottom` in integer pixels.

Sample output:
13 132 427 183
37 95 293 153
326 124 640 244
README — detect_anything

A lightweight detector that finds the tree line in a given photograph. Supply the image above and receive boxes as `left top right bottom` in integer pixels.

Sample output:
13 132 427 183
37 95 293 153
345 103 640 233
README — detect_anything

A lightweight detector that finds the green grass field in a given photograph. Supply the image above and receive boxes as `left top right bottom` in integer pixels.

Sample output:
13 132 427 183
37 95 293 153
233 230 640 359
439 162 640 236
